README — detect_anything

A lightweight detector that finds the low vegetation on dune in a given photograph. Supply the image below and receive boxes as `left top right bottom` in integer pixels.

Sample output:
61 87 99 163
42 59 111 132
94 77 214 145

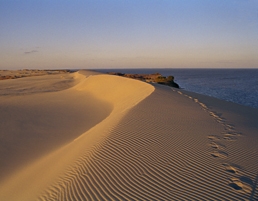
109 72 180 88
0 69 71 80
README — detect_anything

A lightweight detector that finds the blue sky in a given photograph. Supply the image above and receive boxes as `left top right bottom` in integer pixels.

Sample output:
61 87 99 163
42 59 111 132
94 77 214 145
0 0 258 69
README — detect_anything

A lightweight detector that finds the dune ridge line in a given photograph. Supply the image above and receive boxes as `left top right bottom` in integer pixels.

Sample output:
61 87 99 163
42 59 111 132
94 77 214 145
0 70 257 200
0 70 154 200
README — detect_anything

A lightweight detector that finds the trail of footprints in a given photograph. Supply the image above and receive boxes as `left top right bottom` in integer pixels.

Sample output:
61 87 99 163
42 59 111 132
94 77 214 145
173 89 254 196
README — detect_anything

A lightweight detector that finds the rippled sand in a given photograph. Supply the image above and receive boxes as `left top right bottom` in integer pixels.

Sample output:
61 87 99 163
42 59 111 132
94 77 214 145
0 70 257 200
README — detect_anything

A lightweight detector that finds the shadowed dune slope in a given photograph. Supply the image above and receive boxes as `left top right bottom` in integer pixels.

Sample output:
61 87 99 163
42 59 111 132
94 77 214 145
0 71 257 200
0 71 113 180
0 71 154 200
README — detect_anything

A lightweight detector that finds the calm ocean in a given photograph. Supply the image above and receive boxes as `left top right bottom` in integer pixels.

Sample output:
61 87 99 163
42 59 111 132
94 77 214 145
97 68 258 109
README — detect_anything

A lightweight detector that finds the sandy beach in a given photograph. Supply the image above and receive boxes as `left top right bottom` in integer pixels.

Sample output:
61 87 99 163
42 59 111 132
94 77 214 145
0 70 257 200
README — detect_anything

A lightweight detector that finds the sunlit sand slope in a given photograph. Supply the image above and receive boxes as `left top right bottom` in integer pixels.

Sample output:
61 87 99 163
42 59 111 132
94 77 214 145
0 70 154 200
0 71 257 200
0 71 113 180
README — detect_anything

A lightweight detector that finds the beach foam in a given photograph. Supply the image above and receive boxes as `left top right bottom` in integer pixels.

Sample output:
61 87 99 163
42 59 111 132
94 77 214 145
0 70 257 200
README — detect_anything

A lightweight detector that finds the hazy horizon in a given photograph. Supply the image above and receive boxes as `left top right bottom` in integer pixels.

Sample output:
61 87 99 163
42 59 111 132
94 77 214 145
1 0 258 70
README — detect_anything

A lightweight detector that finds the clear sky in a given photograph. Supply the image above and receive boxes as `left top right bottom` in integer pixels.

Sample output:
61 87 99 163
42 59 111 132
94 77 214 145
1 0 258 69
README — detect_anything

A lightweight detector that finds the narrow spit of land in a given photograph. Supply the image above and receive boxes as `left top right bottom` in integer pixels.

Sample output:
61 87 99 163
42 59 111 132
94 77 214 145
0 69 71 80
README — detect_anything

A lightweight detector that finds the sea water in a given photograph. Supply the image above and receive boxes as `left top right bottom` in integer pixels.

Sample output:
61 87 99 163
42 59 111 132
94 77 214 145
98 68 258 109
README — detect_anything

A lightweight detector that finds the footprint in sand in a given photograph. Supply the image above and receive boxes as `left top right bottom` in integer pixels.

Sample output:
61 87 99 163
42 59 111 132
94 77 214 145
224 123 235 130
223 131 242 136
211 150 228 159
208 135 221 141
209 141 226 150
223 135 237 141
223 163 240 174
198 102 208 109
228 177 253 193
194 98 199 103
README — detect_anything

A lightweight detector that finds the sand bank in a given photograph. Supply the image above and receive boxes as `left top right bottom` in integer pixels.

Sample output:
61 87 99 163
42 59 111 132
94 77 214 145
0 70 257 200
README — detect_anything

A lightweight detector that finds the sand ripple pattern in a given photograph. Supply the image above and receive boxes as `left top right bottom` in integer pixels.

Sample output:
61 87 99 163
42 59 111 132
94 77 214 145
174 88 258 200
37 86 257 200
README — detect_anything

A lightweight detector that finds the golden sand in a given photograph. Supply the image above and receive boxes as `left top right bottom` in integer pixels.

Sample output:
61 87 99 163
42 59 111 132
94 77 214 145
0 70 257 200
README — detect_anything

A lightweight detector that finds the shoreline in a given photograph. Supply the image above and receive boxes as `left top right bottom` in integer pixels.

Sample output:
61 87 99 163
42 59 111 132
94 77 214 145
2 68 257 109
96 68 258 109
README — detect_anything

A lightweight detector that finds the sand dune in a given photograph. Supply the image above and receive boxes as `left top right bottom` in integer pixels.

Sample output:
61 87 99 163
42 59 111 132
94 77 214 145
0 70 257 200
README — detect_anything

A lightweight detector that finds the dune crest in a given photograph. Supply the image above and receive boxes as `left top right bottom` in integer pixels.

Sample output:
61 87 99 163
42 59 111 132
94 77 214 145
0 70 154 200
0 71 257 200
